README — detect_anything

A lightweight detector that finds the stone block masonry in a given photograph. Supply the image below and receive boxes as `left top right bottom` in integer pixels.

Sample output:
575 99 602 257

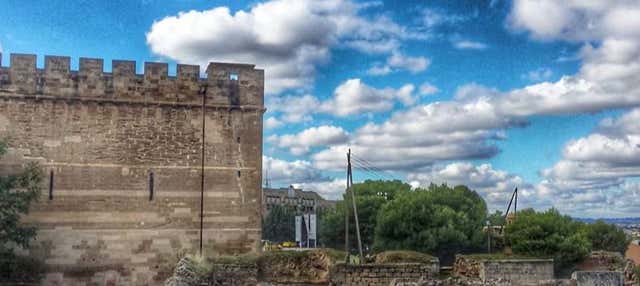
0 53 264 285
329 262 440 286
572 271 624 286
454 256 555 286
481 259 554 285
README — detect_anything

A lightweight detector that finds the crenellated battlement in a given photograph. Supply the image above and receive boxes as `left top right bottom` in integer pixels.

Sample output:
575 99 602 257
0 53 264 108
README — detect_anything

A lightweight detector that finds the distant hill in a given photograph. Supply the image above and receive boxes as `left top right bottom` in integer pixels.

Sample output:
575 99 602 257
574 217 640 225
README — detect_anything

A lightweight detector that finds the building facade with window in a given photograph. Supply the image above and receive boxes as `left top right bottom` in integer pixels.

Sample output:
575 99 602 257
262 186 336 215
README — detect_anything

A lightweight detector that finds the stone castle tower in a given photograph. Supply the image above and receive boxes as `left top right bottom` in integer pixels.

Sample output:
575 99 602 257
0 53 264 285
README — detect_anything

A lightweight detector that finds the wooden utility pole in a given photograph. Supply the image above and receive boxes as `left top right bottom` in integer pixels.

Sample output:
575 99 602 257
347 149 364 262
344 163 350 262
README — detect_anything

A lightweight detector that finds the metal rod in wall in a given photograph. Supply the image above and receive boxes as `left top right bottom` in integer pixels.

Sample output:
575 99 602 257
49 170 54 200
149 171 154 201
199 85 207 255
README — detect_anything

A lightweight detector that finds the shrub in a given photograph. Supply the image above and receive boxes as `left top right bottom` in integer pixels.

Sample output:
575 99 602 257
584 220 630 254
319 180 410 252
0 139 44 278
0 250 46 283
374 250 436 264
505 208 591 269
374 184 487 264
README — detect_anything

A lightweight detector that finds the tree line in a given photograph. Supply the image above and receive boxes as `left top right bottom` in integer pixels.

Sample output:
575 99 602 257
263 180 630 267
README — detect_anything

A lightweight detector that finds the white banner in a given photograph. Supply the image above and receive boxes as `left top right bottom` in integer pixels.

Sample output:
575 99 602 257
303 214 310 235
295 216 301 243
308 214 317 240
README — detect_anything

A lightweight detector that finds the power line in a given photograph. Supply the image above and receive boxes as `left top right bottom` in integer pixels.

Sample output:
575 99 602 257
351 161 394 181
350 156 388 176
351 154 396 177
351 158 398 182
350 154 400 181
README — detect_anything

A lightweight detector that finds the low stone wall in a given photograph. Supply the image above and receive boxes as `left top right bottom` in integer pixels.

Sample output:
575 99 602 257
164 257 258 286
210 264 258 286
575 251 639 285
571 271 624 286
482 259 554 284
454 256 554 285
258 250 332 284
453 255 482 279
330 262 439 286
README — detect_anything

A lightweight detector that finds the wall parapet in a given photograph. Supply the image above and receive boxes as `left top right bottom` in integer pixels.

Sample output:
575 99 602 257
0 53 264 108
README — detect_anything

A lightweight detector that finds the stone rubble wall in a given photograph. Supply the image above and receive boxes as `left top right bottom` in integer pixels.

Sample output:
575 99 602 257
165 257 639 286
209 264 258 286
481 259 554 284
0 53 264 285
453 255 482 279
257 250 332 284
453 256 554 286
394 277 572 286
572 271 624 286
329 262 440 286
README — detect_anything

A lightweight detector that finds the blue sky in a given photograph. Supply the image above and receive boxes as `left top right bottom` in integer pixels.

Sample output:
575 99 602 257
2 0 640 217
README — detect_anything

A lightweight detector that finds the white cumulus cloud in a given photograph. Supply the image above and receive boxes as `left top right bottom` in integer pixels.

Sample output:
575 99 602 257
146 0 424 94
452 40 488 50
536 108 640 217
522 67 553 82
263 156 345 199
264 117 284 130
263 156 328 184
268 125 349 155
367 52 430 76
293 178 347 200
407 162 534 211
266 94 320 123
321 78 417 116
312 97 525 171
419 82 439 96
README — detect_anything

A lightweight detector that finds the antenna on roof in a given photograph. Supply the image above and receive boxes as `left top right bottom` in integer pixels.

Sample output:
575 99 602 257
264 167 271 188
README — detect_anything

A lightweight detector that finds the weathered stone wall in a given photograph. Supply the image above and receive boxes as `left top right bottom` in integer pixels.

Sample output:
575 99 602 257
0 53 264 285
571 271 624 286
454 256 554 285
257 250 334 284
329 262 440 286
453 255 482 279
209 263 258 286
481 259 554 285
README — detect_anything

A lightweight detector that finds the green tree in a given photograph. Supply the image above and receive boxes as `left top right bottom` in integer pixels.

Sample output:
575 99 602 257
351 179 411 201
584 220 629 254
262 205 295 243
505 208 591 268
0 140 44 278
319 180 410 253
488 210 506 226
374 184 487 264
318 200 348 250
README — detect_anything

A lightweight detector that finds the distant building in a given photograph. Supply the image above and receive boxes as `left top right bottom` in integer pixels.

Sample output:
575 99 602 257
262 185 337 215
